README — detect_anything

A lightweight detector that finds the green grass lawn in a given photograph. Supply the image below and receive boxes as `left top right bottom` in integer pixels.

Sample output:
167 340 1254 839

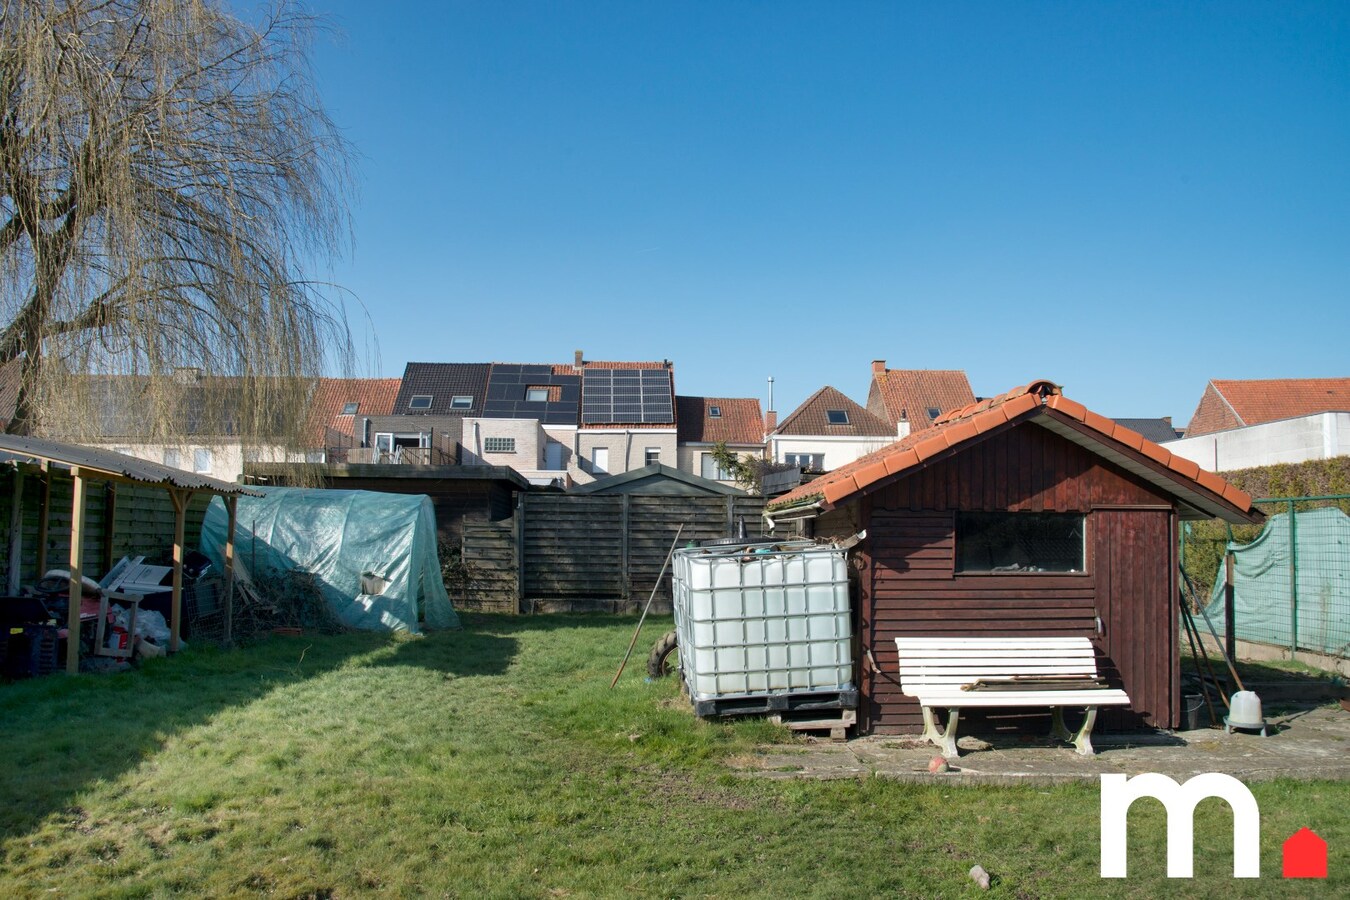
1 614 1344 897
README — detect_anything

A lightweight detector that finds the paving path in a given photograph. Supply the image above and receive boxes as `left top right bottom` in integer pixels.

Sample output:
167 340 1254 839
732 702 1350 785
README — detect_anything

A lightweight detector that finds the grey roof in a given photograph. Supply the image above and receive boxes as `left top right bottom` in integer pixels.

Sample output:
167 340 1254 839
0 435 259 495
394 363 492 416
1114 418 1183 444
483 364 581 425
568 463 743 496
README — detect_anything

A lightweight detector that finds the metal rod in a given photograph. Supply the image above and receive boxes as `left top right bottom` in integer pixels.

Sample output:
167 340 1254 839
610 524 684 689
1186 571 1247 694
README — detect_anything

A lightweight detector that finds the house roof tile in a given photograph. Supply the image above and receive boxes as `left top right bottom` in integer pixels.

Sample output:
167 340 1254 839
676 396 764 444
767 378 1259 524
866 366 976 433
306 378 401 446
393 363 492 416
1186 378 1350 436
774 386 892 437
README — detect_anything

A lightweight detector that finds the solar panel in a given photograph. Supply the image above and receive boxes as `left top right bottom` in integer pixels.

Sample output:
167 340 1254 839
581 368 674 424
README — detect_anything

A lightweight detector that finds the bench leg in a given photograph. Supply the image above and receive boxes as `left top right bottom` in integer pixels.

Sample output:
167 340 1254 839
921 705 961 758
1049 707 1073 742
1072 707 1099 756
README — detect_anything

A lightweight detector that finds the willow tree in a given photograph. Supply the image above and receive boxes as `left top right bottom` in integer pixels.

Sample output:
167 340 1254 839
0 0 354 449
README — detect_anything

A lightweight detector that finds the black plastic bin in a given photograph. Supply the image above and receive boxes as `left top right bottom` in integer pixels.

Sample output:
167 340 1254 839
4 624 59 679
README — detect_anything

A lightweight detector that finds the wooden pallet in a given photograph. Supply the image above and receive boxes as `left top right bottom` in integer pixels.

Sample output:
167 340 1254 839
770 708 857 741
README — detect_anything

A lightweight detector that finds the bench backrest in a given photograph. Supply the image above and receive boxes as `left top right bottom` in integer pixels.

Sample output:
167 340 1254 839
895 636 1101 693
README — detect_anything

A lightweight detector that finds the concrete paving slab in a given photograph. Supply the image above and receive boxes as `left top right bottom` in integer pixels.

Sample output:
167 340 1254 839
731 701 1350 785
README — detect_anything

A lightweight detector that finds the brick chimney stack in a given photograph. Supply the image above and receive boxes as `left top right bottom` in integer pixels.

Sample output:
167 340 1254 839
764 410 777 434
872 359 886 375
574 349 584 368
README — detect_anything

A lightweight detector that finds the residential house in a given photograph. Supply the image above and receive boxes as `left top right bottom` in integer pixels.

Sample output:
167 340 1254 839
675 395 765 485
765 379 1261 736
1165 378 1350 471
304 377 402 463
460 363 581 486
572 358 678 484
767 386 893 472
359 362 491 464
866 360 976 437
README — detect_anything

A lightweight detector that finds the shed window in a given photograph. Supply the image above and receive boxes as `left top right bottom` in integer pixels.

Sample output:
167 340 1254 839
826 409 849 425
408 395 433 410
956 512 1085 573
484 437 515 453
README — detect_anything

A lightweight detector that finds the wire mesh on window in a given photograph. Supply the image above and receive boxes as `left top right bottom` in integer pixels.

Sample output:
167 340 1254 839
957 512 1085 573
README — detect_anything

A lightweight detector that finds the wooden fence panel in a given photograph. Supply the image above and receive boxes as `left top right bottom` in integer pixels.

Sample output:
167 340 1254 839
460 521 518 613
521 495 624 597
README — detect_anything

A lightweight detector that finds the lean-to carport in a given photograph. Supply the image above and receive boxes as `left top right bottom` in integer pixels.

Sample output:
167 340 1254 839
0 435 257 672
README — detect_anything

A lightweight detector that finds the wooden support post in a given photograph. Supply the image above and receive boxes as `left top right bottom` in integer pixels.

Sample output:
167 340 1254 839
66 468 87 674
620 494 631 602
224 495 238 645
514 493 526 614
168 489 192 653
6 465 23 594
36 462 51 578
1224 551 1236 665
101 483 117 575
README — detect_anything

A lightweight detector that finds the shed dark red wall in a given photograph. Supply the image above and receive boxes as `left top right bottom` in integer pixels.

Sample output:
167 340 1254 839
854 422 1179 734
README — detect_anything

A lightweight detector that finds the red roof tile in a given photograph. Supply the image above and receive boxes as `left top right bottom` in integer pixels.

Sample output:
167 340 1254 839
866 366 976 433
676 396 764 444
306 378 401 446
767 379 1256 521
581 360 670 370
1186 378 1350 437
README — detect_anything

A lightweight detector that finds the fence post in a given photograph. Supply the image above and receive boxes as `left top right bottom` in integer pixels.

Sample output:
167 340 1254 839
1224 550 1236 664
515 493 526 614
620 494 631 603
1288 499 1298 657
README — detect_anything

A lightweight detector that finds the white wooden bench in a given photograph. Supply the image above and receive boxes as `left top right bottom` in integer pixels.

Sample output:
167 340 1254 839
895 636 1131 758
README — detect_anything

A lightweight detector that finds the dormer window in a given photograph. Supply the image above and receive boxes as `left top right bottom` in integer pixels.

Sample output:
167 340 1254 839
408 395 433 410
709 406 722 418
826 409 849 425
340 402 359 416
450 395 473 410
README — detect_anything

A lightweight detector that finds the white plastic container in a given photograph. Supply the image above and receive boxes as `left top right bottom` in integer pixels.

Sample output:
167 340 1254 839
671 541 854 713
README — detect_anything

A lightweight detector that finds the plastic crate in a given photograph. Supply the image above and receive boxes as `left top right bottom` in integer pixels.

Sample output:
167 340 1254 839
3 623 59 679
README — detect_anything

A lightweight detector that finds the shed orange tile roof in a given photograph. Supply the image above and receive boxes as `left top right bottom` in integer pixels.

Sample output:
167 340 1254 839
306 377 401 446
867 366 975 433
676 396 764 444
774 386 892 437
766 378 1259 524
1185 378 1350 437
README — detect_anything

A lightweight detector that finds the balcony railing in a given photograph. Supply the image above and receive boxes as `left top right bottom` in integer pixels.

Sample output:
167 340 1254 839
340 446 456 466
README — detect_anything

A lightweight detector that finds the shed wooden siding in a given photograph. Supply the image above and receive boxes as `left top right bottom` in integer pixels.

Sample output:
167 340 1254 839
857 425 1179 734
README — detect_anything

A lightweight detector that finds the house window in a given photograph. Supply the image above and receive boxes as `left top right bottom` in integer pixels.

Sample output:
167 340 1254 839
243 448 263 463
784 452 824 470
193 449 212 473
450 395 472 410
163 449 181 468
826 409 849 425
484 437 515 454
305 450 326 463
701 452 731 480
645 447 660 466
956 512 1085 574
592 447 609 474
341 402 359 415
927 407 941 420
525 387 549 403
408 395 433 410
709 406 722 418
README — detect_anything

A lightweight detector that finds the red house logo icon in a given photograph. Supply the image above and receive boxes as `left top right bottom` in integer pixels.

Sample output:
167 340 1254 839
1283 827 1327 879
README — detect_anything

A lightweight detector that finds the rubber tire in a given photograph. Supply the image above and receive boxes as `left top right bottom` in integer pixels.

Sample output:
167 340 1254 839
646 629 680 679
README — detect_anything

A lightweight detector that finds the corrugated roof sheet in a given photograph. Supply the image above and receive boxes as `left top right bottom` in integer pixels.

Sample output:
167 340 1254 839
766 379 1257 523
0 435 258 495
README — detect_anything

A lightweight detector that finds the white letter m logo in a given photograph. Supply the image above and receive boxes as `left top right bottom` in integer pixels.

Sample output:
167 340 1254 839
1100 773 1260 878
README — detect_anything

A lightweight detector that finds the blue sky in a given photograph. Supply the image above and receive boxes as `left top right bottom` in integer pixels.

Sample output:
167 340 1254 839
300 1 1349 426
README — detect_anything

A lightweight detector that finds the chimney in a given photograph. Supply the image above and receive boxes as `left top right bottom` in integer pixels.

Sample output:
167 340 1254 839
897 420 911 439
1163 416 1172 425
574 349 584 368
764 410 777 434
872 359 886 375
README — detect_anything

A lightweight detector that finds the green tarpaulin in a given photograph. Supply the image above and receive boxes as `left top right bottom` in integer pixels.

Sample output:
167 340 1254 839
200 486 458 633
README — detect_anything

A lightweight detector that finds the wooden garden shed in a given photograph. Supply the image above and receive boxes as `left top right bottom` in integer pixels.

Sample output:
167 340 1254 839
764 380 1263 735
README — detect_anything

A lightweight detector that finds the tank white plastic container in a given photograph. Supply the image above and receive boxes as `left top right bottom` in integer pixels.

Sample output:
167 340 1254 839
671 541 854 709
